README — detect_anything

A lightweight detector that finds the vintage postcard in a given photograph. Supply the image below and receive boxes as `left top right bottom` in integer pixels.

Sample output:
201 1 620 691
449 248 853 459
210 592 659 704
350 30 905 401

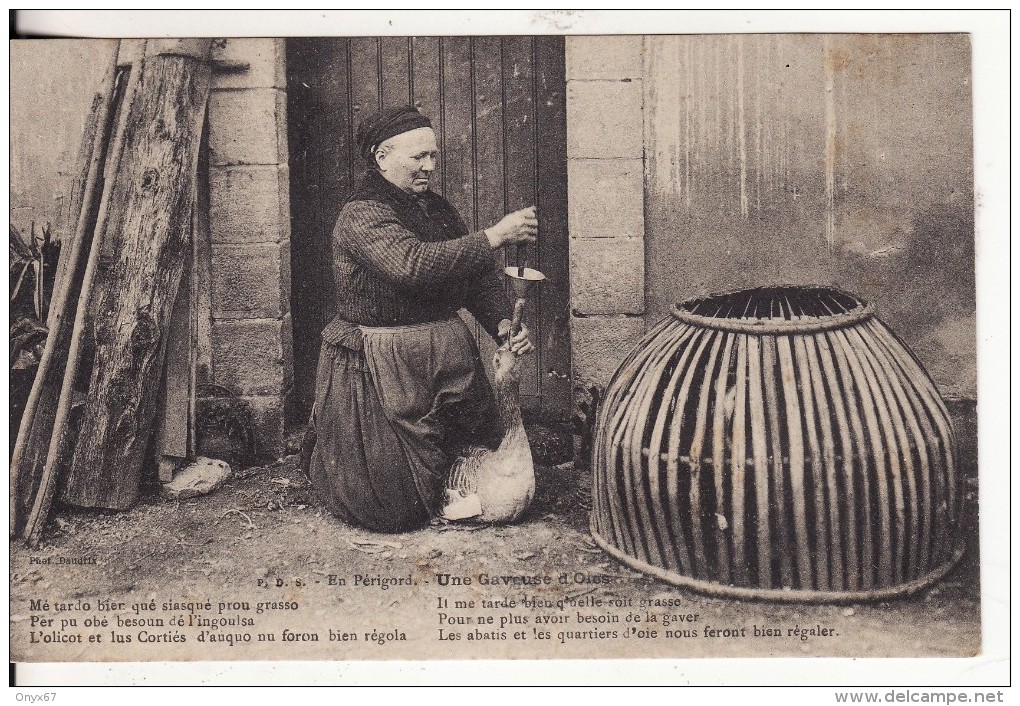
8 10 1009 688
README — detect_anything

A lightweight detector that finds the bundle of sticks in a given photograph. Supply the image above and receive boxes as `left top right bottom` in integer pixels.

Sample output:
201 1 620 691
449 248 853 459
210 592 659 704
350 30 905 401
10 39 214 545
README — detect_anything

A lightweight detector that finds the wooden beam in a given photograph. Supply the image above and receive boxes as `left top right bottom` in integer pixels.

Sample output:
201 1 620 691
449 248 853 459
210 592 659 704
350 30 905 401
152 212 195 483
145 38 213 62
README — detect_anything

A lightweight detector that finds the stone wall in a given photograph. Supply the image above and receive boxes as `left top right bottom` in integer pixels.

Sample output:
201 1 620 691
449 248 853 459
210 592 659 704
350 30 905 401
202 38 293 458
565 36 647 405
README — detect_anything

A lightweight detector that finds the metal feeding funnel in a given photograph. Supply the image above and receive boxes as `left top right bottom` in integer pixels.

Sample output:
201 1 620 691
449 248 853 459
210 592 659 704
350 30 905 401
504 266 546 298
503 266 546 338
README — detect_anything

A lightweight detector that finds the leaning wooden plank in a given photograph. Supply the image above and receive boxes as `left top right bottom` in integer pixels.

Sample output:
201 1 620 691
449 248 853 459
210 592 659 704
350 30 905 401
56 61 109 288
186 56 210 462
193 119 213 390
49 90 102 326
152 200 196 483
57 39 214 513
10 46 121 539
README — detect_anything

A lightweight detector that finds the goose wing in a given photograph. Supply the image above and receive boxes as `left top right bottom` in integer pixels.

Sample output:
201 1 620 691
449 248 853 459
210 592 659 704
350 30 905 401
442 446 491 521
447 445 490 495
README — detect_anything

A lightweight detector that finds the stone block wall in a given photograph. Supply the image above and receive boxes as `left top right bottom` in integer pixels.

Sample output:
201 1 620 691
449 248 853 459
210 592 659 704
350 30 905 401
565 37 646 407
201 39 292 459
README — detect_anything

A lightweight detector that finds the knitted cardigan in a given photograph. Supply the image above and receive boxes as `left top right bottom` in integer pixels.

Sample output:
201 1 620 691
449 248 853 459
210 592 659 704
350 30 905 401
321 170 508 350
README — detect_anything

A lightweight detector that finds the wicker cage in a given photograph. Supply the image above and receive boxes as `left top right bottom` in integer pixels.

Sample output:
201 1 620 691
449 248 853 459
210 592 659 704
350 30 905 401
590 286 963 602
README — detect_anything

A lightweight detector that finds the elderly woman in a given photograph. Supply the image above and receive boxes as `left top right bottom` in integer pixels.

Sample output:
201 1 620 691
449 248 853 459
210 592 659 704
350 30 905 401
307 106 538 532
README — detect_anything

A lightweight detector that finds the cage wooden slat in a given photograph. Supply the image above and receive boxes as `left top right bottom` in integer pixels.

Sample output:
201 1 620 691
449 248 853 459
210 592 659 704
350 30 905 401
637 337 684 565
866 325 936 573
853 327 908 585
849 325 917 583
797 332 836 591
595 320 677 559
677 328 718 575
645 327 696 572
730 336 750 585
658 327 708 573
777 333 813 589
745 334 772 587
616 324 681 563
832 328 894 587
866 320 952 568
831 331 877 588
869 321 959 562
602 323 676 558
686 330 724 578
623 350 660 566
811 332 853 590
612 324 693 563
710 332 736 584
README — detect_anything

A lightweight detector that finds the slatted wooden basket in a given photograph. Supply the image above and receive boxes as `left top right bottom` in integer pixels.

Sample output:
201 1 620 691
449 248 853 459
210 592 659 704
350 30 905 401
590 286 964 602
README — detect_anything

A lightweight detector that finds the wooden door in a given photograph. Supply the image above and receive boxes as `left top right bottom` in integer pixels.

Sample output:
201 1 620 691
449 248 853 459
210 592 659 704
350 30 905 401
286 37 569 420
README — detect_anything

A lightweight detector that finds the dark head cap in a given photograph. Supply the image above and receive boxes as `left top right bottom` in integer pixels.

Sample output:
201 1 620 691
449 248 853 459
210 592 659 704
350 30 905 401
355 105 433 163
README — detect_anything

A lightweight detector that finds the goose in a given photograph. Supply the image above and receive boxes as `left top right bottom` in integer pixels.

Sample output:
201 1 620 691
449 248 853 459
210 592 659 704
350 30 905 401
441 338 535 523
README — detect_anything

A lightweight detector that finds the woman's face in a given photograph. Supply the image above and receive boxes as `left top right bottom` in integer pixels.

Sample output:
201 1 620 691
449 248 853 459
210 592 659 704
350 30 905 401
375 127 439 194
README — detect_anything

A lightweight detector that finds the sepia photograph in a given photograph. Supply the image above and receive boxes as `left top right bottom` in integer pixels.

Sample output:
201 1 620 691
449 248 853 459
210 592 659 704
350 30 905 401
7 9 1009 691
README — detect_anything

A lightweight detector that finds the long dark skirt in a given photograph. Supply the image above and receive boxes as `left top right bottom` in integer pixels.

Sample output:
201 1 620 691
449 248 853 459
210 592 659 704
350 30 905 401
309 317 500 532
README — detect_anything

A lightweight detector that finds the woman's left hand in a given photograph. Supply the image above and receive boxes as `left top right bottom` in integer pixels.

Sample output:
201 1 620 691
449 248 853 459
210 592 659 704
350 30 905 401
498 320 535 357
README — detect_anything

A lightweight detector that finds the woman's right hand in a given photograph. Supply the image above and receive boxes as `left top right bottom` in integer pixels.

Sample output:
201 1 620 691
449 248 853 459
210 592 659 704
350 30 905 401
485 206 538 249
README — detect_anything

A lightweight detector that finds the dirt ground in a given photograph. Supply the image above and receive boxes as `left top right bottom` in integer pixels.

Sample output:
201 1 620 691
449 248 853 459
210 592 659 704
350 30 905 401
10 405 981 665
